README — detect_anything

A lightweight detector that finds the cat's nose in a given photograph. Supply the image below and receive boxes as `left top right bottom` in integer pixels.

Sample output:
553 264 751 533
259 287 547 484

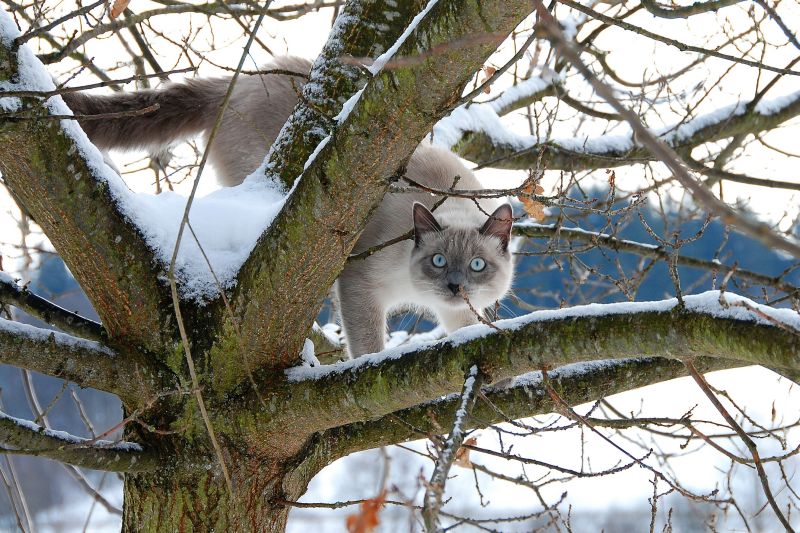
447 283 462 296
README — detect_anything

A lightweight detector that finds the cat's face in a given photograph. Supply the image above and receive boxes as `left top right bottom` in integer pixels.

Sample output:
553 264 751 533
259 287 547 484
409 203 514 310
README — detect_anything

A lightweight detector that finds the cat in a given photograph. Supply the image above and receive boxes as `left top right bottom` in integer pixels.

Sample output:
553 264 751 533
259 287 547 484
63 56 515 358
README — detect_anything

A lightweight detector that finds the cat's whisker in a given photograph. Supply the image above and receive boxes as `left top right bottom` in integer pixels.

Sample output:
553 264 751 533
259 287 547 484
495 301 518 319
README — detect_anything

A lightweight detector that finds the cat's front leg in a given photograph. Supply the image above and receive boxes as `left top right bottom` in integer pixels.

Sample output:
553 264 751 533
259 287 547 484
435 307 480 334
336 277 387 358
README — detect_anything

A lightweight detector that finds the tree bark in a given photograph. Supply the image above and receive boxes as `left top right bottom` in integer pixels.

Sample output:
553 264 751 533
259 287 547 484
121 458 310 532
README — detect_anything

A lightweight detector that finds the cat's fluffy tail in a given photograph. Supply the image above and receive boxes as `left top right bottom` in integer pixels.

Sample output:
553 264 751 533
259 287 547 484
62 77 229 152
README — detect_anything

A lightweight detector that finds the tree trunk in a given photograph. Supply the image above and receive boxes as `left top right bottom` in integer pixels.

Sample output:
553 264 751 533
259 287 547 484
122 454 313 532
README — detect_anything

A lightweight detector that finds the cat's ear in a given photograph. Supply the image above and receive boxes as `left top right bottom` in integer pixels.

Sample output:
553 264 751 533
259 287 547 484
480 204 513 251
413 202 442 245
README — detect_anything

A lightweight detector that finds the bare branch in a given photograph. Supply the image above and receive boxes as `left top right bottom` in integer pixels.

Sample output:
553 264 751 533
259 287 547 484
0 66 195 98
753 0 800 52
685 360 795 531
246 292 800 441
35 2 339 64
0 271 105 341
513 223 800 298
62 465 122 516
0 317 178 408
559 0 800 75
689 159 800 191
0 410 157 472
534 1 800 258
640 0 743 19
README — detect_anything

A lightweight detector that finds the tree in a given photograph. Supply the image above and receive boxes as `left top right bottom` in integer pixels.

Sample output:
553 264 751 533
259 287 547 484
1 0 799 530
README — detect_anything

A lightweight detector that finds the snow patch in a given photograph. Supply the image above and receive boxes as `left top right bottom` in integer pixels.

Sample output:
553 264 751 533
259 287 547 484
433 94 633 154
300 338 320 367
0 317 114 355
507 359 634 390
120 181 289 302
367 0 439 75
334 88 364 124
0 9 294 302
0 410 142 451
487 76 553 114
754 89 800 116
286 291 800 382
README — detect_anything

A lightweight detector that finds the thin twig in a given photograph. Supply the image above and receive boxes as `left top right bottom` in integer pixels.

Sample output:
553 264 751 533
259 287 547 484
684 359 796 531
558 0 800 76
0 67 196 97
166 1 275 498
1 103 160 121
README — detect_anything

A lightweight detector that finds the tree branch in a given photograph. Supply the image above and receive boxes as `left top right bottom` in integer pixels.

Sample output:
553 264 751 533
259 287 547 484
288 356 741 486
0 272 106 341
640 0 743 19
685 359 795 530
423 364 483 531
689 159 800 191
532 0 800 258
559 0 799 75
0 318 178 409
35 1 340 64
447 88 800 171
0 16 178 354
0 410 157 472
259 0 424 191
243 292 800 442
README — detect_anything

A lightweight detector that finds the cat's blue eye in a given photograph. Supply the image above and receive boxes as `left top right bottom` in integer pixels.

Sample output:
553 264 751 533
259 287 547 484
470 257 486 272
432 253 447 267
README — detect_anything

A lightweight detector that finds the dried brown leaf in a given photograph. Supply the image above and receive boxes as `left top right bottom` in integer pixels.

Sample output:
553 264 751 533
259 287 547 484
517 182 546 221
346 490 386 533
606 169 616 187
455 437 478 468
481 66 497 93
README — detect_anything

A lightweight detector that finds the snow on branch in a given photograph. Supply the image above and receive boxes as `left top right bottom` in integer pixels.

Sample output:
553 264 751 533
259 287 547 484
2 7 292 305
260 291 800 438
434 78 800 171
483 75 556 116
0 271 105 341
0 410 156 472
423 364 482 531
367 0 439 75
0 10 180 351
0 317 177 408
